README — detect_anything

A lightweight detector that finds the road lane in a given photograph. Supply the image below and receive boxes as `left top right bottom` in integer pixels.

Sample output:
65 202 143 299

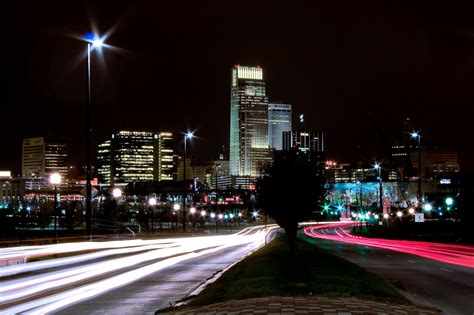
302 223 474 314
1 225 277 314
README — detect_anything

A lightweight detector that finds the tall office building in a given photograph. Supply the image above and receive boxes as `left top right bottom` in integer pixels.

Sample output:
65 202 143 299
158 132 174 181
96 131 154 186
282 130 324 152
97 140 112 185
230 65 271 176
97 131 175 186
22 137 68 179
268 103 292 150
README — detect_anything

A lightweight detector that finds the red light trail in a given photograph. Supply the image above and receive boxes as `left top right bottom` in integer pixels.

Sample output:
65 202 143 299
304 222 474 268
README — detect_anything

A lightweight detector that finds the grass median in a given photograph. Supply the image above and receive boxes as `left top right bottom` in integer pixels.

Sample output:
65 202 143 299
171 235 409 310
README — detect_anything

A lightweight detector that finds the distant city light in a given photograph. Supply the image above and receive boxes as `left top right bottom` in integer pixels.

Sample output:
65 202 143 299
112 188 122 198
408 208 415 214
374 214 379 219
49 173 61 185
148 197 157 206
190 207 196 214
210 213 216 218
201 210 206 216
173 204 180 211
383 213 389 219
396 211 403 217
445 197 454 206
424 204 433 211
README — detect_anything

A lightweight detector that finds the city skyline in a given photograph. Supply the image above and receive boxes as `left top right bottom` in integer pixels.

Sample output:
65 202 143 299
3 1 474 173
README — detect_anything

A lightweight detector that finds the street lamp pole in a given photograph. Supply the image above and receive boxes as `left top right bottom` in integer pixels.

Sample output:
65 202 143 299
50 173 61 242
85 42 92 239
182 132 194 233
411 132 422 209
84 34 105 239
374 163 382 213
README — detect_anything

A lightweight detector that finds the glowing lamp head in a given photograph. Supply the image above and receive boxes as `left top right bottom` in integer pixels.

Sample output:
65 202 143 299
374 163 380 170
408 207 415 214
49 173 61 185
185 132 194 139
112 188 122 198
85 33 105 48
92 38 104 47
148 197 157 206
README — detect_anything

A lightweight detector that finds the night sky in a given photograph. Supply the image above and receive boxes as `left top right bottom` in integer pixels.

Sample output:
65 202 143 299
3 1 474 174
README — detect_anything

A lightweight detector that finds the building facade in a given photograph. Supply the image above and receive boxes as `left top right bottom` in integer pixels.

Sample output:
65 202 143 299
97 131 174 186
230 65 272 177
268 103 292 150
282 130 324 152
22 137 68 179
158 132 174 181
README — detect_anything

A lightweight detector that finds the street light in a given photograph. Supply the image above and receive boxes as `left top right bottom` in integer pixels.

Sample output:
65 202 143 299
182 131 194 233
84 33 106 239
149 197 157 233
374 163 383 213
112 188 122 198
411 132 422 208
49 173 61 241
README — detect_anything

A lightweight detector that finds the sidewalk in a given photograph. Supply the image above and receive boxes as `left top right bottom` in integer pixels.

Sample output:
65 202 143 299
162 296 442 314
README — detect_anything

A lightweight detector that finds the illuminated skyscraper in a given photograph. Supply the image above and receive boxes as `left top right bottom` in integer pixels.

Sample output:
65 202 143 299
268 103 292 150
158 132 174 181
22 137 68 179
229 65 271 176
97 140 112 185
97 131 175 186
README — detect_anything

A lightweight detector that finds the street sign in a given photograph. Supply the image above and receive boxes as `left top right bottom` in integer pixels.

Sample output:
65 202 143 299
415 213 425 223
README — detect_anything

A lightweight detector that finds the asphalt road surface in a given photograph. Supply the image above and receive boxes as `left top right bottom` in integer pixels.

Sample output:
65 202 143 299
303 223 474 315
1 225 279 314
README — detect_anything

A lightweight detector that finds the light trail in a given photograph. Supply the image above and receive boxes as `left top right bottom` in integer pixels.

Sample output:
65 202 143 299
304 222 474 268
0 225 277 313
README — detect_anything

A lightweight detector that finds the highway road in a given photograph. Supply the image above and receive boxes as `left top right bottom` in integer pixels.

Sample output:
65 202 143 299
303 222 474 315
0 225 279 314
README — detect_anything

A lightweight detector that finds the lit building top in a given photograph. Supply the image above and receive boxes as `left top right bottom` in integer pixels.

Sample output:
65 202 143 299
234 65 263 80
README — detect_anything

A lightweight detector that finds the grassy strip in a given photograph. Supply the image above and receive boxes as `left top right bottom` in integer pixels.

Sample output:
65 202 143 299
173 236 408 310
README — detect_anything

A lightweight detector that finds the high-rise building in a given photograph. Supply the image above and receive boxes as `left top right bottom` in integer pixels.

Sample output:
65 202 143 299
230 65 271 176
22 137 68 179
112 131 155 185
282 130 324 152
158 132 174 181
97 131 175 186
97 140 112 185
268 103 292 150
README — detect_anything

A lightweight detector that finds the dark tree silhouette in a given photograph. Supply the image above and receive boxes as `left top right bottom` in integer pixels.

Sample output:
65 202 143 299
257 148 327 255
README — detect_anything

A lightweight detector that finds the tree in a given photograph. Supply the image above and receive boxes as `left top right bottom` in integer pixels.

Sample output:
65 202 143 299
257 148 327 255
